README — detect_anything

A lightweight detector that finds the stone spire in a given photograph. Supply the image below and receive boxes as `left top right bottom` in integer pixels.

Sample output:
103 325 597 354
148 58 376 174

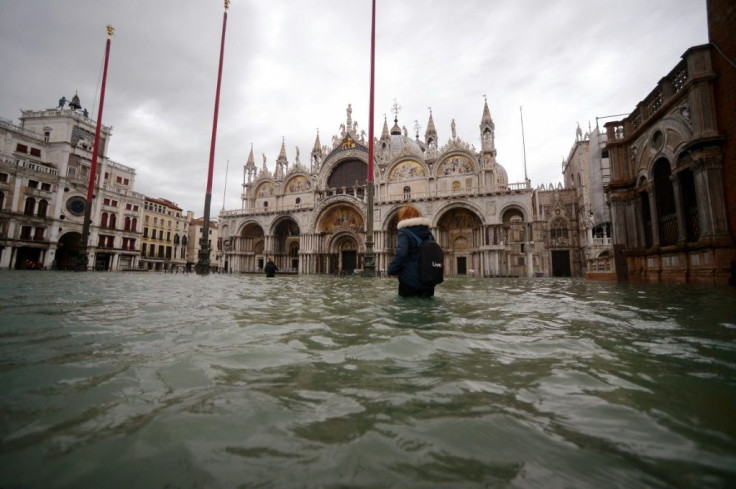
380 115 390 141
275 137 288 180
425 108 437 148
244 143 256 183
480 96 496 154
310 129 323 173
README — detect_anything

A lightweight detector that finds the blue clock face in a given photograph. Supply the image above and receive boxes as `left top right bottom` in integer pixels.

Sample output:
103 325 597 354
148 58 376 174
66 197 86 216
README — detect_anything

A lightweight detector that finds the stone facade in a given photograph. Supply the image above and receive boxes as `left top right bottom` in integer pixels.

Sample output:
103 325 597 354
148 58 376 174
604 44 734 285
219 101 577 278
0 100 144 270
140 197 190 271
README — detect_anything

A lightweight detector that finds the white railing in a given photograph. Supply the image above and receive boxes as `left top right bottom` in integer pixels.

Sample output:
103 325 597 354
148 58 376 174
591 237 612 246
102 183 145 200
0 153 58 176
0 117 46 142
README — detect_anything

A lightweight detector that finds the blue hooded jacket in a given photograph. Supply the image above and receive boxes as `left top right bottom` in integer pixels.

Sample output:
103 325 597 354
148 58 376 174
387 217 435 290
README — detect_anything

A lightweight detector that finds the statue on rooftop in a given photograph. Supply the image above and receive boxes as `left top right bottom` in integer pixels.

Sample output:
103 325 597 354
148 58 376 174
57 96 66 109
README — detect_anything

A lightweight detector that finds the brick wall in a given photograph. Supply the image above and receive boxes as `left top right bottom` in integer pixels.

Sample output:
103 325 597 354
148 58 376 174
708 0 736 239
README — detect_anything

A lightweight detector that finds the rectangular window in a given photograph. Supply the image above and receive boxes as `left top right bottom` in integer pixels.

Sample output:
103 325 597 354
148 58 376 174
20 226 32 239
141 243 147 255
143 228 149 238
133 205 139 211
41 183 51 191
105 172 109 180
103 198 111 206
0 173 8 183
159 230 163 240
112 200 118 207
15 144 28 153
123 178 129 185
30 148 41 157
116 176 122 183
28 180 39 189
34 228 45 240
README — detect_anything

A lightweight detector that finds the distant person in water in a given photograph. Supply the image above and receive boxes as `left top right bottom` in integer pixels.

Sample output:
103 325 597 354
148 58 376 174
387 205 439 298
264 258 278 278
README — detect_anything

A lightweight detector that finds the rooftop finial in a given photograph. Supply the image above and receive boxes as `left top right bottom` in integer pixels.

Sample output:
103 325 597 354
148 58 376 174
391 99 401 122
106 25 115 37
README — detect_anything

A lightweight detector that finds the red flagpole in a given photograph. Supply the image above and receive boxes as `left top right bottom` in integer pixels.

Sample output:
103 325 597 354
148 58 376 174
362 0 377 276
367 0 376 184
197 1 229 275
77 26 114 271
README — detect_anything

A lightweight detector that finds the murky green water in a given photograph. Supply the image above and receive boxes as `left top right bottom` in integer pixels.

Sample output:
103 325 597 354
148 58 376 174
0 271 735 488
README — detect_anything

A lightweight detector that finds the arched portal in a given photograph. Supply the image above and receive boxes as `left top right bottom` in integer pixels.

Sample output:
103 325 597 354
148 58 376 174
55 232 83 270
436 207 483 276
315 203 365 275
234 222 265 272
273 218 300 272
331 233 359 274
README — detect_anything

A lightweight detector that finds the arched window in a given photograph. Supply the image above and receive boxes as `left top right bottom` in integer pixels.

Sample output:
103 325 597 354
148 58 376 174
550 217 569 239
109 213 117 229
182 236 188 246
37 199 48 218
24 197 35 216
0 191 4 210
174 234 180 245
131 217 137 231
653 159 678 246
639 188 653 248
101 212 108 228
327 159 367 189
403 186 411 200
679 168 699 242
124 216 131 231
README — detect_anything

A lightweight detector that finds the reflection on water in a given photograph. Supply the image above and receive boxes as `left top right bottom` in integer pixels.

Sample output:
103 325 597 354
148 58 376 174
1 271 735 488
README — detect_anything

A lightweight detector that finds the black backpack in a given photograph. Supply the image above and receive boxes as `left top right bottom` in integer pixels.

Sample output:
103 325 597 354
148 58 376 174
406 229 444 286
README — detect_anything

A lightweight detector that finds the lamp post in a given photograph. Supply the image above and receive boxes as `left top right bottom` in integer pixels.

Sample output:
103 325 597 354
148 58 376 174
196 0 229 275
362 0 377 277
76 25 114 271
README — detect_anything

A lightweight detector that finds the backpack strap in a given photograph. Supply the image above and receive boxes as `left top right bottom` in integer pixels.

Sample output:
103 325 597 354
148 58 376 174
405 229 434 245
405 229 422 247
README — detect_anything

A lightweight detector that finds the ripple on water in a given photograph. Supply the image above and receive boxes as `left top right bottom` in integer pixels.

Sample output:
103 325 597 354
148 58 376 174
0 272 735 488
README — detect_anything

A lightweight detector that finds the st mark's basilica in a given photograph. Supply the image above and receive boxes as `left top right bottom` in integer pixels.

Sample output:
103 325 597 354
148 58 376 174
218 100 584 278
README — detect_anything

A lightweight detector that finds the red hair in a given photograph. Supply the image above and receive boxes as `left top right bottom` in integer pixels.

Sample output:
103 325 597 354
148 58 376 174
398 205 421 221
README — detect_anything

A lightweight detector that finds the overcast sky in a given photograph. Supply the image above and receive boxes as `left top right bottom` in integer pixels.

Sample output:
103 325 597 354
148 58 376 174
0 0 708 216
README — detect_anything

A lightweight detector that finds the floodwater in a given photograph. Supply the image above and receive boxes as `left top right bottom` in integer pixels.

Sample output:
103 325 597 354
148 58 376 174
1 271 735 489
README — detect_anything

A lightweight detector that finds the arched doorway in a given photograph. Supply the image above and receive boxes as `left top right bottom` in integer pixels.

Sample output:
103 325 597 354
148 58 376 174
239 222 265 272
653 158 678 246
273 218 300 272
437 207 483 276
332 234 359 274
316 203 365 275
56 232 83 270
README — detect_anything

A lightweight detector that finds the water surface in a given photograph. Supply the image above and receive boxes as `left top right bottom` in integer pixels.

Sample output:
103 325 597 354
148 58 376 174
1 271 735 488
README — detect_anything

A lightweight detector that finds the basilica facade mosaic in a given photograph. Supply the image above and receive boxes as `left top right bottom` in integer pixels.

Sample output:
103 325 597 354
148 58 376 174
218 101 583 277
